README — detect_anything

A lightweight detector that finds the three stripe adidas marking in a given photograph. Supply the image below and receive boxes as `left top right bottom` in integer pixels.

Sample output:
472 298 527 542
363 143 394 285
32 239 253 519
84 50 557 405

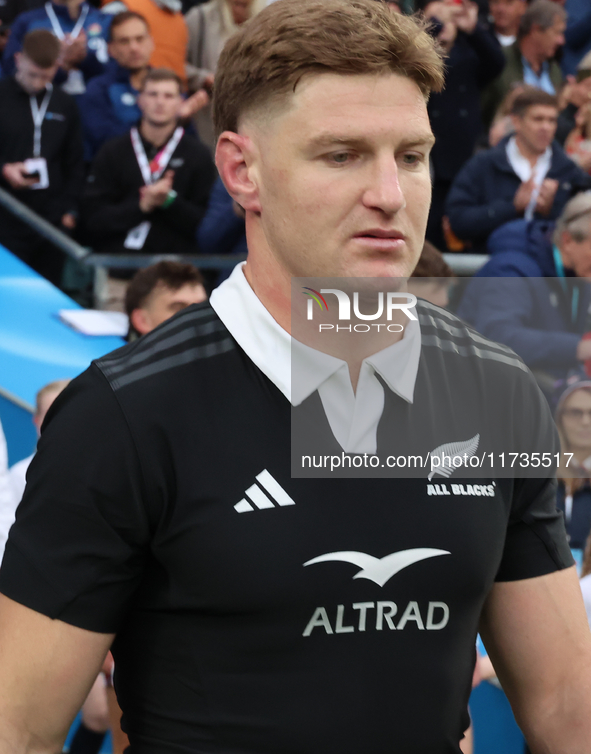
234 470 295 513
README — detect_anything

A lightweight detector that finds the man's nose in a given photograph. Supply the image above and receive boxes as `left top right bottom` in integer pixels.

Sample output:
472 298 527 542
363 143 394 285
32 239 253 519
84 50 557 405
362 157 406 215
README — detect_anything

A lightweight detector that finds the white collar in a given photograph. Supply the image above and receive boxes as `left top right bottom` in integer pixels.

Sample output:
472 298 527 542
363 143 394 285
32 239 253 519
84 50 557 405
506 136 552 220
210 262 421 408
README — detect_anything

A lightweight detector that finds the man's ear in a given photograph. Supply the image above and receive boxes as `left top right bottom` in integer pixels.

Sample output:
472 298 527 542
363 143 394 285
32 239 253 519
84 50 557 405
215 131 261 214
130 308 152 336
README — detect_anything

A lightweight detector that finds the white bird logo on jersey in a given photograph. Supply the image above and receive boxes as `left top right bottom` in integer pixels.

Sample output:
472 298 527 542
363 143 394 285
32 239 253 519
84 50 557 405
303 548 451 587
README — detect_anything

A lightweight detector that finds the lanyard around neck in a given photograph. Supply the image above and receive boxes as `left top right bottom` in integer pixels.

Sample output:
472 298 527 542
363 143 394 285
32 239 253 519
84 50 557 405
130 126 184 185
30 85 53 157
553 244 579 323
45 2 88 40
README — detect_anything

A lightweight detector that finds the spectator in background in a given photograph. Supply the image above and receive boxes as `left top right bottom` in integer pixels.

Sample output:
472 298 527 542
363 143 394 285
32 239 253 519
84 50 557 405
0 30 85 286
488 0 527 47
79 10 208 159
564 97 591 174
407 240 453 309
104 0 188 81
456 192 591 386
554 376 591 553
561 0 591 78
482 0 566 129
185 0 264 152
124 260 207 338
556 52 591 146
79 11 153 159
83 68 215 257
446 87 589 251
416 0 505 251
8 379 70 505
2 0 110 94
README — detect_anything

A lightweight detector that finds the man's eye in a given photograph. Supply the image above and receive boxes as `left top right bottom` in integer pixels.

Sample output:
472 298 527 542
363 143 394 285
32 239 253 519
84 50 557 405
329 152 352 165
401 153 422 166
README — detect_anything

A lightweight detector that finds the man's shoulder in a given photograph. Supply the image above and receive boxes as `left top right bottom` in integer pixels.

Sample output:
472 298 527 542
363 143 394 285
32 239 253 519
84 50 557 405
82 70 114 97
11 6 46 28
95 301 235 393
94 130 133 159
417 299 529 377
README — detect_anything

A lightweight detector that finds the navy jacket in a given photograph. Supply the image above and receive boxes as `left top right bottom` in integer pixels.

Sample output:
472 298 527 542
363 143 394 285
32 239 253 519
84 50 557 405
456 220 591 374
78 60 141 161
197 177 246 257
445 135 591 250
3 2 110 83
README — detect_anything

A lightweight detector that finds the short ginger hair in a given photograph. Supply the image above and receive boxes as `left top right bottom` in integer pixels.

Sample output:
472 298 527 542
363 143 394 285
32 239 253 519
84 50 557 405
213 0 445 136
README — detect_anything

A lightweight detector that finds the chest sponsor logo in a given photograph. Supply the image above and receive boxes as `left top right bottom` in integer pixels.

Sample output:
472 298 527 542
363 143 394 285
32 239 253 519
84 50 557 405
427 433 480 480
45 112 65 121
427 482 495 497
234 469 295 513
302 548 451 636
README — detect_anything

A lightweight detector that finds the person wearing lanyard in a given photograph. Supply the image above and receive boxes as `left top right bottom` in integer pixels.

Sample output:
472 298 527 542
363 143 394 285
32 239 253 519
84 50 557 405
0 28 85 286
2 0 110 92
82 67 215 259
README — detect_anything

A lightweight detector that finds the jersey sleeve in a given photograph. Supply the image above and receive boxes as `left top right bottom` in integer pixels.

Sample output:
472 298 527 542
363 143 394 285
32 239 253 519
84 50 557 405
0 363 155 633
495 371 574 582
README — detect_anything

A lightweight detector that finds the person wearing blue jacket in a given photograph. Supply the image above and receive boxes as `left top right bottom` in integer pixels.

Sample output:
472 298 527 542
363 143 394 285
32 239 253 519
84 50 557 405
2 0 110 93
456 192 591 383
446 87 590 252
78 11 153 160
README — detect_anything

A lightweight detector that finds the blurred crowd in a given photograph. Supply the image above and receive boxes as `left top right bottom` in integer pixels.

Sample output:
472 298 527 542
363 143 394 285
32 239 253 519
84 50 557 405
0 0 589 293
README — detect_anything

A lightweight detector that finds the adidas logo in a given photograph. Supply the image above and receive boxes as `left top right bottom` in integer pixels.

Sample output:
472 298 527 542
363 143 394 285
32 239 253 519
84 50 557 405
234 470 295 513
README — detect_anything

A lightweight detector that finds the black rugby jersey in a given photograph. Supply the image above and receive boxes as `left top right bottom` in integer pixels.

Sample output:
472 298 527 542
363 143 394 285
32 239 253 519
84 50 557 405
0 300 573 754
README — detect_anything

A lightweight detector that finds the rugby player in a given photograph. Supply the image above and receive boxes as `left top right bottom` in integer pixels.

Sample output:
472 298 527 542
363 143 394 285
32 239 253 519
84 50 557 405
0 1 590 752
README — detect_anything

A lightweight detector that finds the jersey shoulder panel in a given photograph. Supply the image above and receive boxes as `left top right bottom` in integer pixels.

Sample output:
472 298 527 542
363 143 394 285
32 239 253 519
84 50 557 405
416 298 529 376
95 302 234 392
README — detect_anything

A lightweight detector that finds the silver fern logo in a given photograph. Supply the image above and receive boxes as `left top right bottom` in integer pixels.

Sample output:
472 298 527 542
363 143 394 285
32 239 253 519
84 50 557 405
428 434 480 480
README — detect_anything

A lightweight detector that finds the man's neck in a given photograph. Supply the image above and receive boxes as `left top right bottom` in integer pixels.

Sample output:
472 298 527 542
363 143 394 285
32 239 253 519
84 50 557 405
514 134 544 168
242 220 407 393
129 67 149 91
53 0 84 19
139 119 177 148
520 38 545 74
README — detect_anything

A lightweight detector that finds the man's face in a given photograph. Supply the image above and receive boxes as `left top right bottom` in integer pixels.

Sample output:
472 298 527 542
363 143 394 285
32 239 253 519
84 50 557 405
242 73 434 279
227 0 253 25
133 282 208 334
108 18 153 71
513 104 558 154
488 0 526 35
14 53 58 94
561 390 591 450
529 15 566 60
560 222 591 278
139 80 182 126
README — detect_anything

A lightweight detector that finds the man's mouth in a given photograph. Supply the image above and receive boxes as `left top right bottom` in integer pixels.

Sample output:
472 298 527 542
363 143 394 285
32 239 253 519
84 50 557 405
353 230 406 250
